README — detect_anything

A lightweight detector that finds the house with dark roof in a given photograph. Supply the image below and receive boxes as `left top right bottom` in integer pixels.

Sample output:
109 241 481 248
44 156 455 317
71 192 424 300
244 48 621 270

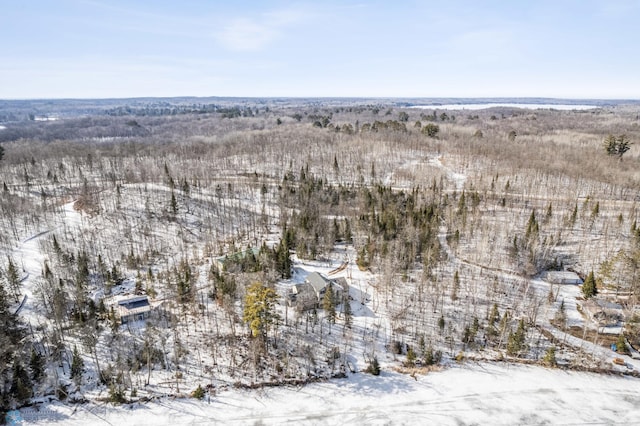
117 295 153 324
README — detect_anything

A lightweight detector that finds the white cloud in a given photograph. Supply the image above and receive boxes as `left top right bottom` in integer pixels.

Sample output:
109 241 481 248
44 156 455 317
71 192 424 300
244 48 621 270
216 18 279 51
215 7 309 52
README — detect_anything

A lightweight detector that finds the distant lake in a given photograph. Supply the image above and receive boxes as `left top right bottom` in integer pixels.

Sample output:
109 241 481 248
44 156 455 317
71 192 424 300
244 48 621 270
411 103 600 111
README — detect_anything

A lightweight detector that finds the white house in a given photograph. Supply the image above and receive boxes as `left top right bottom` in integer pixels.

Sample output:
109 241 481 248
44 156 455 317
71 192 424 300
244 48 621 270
117 295 153 324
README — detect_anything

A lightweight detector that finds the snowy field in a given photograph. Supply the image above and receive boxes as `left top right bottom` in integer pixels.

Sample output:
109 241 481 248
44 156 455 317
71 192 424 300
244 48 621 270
16 362 640 425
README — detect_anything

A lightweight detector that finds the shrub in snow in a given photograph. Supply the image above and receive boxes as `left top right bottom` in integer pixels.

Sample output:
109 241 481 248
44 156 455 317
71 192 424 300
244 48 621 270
365 357 380 376
191 385 205 400
389 341 403 355
423 347 442 366
543 347 557 367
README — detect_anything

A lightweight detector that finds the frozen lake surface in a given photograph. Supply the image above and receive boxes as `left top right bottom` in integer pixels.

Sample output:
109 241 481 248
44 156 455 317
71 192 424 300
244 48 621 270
16 362 640 425
411 103 599 110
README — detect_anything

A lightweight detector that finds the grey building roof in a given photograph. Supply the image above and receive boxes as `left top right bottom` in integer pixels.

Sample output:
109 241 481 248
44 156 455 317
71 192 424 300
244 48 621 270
118 295 149 309
117 295 152 319
306 272 331 294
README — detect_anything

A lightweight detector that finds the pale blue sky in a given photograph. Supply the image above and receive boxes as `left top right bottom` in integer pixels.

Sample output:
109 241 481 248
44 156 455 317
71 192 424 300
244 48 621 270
1 0 639 99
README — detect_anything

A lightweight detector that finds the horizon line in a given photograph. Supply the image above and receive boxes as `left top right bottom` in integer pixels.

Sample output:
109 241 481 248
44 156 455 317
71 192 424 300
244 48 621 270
1 95 639 102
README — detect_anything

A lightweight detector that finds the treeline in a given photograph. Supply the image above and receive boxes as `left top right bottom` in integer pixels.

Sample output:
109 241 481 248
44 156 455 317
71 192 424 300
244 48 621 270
105 103 219 117
0 116 150 143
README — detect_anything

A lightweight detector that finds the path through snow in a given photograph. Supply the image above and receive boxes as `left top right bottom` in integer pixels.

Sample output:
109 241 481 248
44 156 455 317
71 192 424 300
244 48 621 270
428 155 466 191
12 201 83 324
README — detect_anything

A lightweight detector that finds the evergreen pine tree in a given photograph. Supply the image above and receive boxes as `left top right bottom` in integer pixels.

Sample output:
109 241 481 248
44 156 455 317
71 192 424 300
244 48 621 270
1 280 26 411
525 210 538 241
10 360 32 405
356 246 369 270
424 346 435 365
170 191 178 216
543 347 557 367
582 271 598 299
486 303 500 339
323 284 336 325
191 384 205 400
471 316 480 336
29 349 45 383
506 319 527 357
451 270 460 301
366 356 380 375
488 303 500 324
6 257 21 302
616 334 628 354
554 299 567 329
243 282 280 340
70 345 84 384
406 346 416 367
569 204 578 226
344 219 352 244
342 293 352 330
275 240 292 278
418 335 426 358
457 191 466 214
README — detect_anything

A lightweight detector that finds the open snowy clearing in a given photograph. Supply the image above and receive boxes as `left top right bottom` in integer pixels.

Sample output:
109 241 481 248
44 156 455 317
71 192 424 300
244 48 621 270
17 362 640 425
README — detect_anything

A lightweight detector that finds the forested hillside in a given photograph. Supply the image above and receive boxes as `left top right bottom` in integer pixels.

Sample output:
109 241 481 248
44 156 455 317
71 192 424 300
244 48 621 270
1 99 639 417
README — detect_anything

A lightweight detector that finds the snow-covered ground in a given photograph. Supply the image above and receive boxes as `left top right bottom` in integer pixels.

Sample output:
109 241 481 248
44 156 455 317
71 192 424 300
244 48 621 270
3 132 640 425
12 202 83 324
428 155 466 190
16 362 640 425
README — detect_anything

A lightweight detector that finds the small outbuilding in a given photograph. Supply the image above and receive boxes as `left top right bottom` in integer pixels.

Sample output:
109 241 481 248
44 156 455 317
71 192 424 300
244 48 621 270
543 271 583 285
214 247 260 273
